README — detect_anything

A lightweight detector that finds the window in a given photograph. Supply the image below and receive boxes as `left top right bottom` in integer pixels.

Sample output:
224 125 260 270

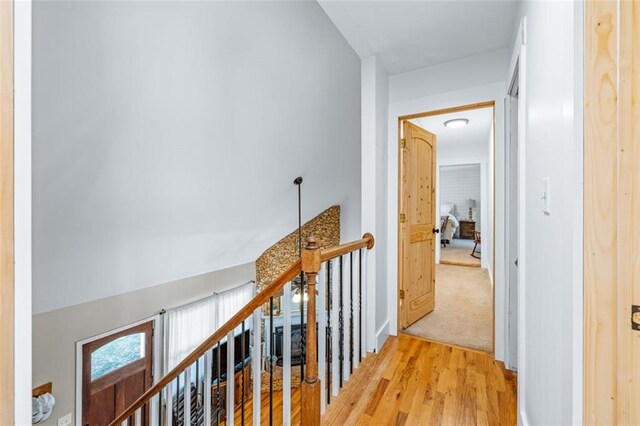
163 281 254 373
90 332 146 380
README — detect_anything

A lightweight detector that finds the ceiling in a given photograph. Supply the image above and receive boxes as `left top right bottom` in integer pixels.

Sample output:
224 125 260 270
318 0 520 75
410 106 493 152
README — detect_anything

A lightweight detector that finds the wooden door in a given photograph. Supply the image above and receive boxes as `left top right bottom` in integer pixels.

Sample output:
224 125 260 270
0 1 13 423
399 121 437 328
82 321 154 426
584 1 640 423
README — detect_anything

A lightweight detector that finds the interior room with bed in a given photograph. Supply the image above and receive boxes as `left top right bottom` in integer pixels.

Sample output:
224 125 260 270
439 164 482 267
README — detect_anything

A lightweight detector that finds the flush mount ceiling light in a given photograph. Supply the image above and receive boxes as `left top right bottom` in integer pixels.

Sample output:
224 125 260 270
444 118 469 128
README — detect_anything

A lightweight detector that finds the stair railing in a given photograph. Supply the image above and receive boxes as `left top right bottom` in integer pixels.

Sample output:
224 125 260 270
109 233 374 426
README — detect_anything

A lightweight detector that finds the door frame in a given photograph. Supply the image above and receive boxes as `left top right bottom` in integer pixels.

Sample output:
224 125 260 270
506 17 527 420
75 315 161 426
0 1 14 423
396 100 496 354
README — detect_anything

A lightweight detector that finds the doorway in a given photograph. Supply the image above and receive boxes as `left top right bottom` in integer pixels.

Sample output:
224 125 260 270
397 102 495 354
80 321 154 426
439 163 482 268
505 69 519 371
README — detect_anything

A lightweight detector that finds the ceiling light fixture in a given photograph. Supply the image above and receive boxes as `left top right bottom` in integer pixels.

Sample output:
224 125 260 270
444 118 469 128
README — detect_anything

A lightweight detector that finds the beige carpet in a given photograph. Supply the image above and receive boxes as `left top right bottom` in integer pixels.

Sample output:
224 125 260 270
441 240 481 266
403 264 492 352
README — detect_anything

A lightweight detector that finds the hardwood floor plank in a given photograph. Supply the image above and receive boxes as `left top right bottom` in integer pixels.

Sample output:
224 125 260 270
364 378 389 416
317 335 514 425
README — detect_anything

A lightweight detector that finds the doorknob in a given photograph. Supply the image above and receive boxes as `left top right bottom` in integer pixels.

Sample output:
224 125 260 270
515 258 518 267
432 228 440 234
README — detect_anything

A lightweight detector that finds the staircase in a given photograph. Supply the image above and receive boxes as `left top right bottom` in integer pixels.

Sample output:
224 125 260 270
109 233 374 426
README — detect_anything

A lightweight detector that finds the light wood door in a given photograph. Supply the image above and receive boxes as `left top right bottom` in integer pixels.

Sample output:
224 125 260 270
585 1 640 423
399 121 437 328
0 1 13 424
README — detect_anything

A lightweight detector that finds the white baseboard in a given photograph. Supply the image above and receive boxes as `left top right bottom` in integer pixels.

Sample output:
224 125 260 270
375 319 390 352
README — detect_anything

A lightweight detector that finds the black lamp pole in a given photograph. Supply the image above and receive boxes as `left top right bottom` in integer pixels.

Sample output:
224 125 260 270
293 176 305 380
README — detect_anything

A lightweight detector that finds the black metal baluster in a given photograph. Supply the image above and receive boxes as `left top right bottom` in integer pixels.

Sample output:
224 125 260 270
269 296 274 426
299 271 305 382
326 260 332 404
339 255 344 388
158 388 162 426
241 320 246 426
216 342 221 426
173 376 179 426
195 357 200 421
359 248 363 363
349 251 354 374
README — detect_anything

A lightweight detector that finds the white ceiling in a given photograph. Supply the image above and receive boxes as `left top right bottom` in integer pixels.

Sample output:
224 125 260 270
318 0 520 75
410 106 493 152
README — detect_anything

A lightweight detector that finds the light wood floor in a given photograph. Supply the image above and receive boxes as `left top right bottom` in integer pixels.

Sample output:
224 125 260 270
223 335 516 425
322 335 517 425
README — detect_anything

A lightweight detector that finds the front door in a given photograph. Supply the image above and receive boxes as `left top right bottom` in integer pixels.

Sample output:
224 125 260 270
82 321 154 426
399 121 437 328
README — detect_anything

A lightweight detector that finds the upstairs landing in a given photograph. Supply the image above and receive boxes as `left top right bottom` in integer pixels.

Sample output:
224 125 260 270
322 335 517 425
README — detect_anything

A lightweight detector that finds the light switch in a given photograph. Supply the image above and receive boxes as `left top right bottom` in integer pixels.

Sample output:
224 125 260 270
542 177 550 215
58 413 72 426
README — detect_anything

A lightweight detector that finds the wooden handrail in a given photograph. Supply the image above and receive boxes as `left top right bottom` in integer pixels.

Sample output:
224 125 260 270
110 233 374 425
320 232 374 262
110 259 301 424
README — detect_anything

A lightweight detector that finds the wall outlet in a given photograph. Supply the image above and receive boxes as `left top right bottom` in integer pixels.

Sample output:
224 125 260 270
57 413 72 426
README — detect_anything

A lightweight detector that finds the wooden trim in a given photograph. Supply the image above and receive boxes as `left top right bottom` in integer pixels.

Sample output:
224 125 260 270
32 382 52 398
397 101 496 356
397 117 404 330
398 101 495 121
584 1 639 423
0 1 14 424
110 234 375 424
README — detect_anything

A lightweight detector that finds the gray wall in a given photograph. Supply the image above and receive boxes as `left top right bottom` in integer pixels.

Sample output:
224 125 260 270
32 262 255 426
33 0 362 314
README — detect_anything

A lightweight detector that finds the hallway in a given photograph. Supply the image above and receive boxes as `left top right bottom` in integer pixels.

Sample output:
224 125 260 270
322 335 516 425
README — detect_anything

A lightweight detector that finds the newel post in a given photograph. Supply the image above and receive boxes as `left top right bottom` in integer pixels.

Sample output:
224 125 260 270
301 236 321 425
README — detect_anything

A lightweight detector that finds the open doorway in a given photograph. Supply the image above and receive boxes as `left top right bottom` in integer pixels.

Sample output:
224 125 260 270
398 103 495 354
439 163 482 268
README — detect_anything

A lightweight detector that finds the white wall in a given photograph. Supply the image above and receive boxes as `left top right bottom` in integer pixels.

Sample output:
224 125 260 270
361 55 389 351
32 1 362 314
439 164 482 229
514 1 583 424
15 1 32 424
390 49 510 103
387 54 507 360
